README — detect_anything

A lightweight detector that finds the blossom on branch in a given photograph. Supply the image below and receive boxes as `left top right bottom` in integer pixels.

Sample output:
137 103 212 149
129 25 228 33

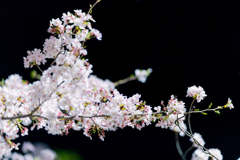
208 148 223 160
190 132 205 148
191 148 223 160
191 148 209 160
0 2 234 159
224 98 234 110
134 68 152 83
186 85 207 102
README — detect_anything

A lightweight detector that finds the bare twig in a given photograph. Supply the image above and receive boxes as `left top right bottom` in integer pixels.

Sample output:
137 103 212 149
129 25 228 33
36 64 43 73
87 0 101 15
49 52 60 67
188 99 195 136
81 0 101 48
114 76 137 87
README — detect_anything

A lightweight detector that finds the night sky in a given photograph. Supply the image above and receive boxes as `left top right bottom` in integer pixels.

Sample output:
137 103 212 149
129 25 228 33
1 0 240 159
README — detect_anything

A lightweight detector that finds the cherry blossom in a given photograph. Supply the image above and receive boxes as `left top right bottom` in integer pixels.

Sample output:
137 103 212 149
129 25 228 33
190 132 205 148
170 121 187 137
0 1 234 159
191 148 209 160
2 142 56 160
225 98 234 110
134 68 152 83
186 85 207 102
208 148 223 160
191 148 223 160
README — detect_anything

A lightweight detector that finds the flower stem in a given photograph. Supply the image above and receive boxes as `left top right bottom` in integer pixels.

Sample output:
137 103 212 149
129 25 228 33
114 76 137 87
175 132 186 160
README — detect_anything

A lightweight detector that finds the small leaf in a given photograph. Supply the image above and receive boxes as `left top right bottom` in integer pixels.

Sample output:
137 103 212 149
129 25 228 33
215 110 220 115
208 102 213 108
202 112 207 115
194 109 199 111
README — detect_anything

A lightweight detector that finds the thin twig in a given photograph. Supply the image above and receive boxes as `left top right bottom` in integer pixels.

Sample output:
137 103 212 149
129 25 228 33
188 99 195 136
87 0 101 15
185 107 221 114
36 64 43 73
2 114 47 120
114 76 137 87
81 0 101 48
50 33 64 68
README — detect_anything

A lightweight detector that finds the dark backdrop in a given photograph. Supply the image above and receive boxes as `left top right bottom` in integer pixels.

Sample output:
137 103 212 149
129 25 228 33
1 0 240 159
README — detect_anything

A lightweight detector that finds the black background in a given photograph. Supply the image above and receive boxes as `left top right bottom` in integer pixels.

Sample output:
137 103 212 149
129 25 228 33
1 0 240 159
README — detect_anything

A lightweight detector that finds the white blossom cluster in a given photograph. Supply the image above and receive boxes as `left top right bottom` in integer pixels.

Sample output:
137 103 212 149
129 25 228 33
0 9 155 158
190 132 205 148
0 6 234 160
134 68 152 83
154 95 188 137
187 132 223 160
191 148 223 160
188 132 223 160
2 141 56 160
23 9 100 68
225 98 234 110
186 85 207 103
191 145 223 160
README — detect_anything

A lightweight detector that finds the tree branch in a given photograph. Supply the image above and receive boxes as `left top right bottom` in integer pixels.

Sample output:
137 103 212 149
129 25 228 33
114 76 137 87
